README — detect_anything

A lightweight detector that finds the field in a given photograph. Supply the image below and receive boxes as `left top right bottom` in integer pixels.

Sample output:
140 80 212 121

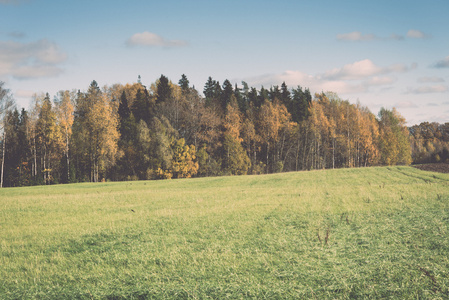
1 166 449 299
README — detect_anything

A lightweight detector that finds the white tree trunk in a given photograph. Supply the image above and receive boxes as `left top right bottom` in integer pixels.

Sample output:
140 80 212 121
1 131 5 188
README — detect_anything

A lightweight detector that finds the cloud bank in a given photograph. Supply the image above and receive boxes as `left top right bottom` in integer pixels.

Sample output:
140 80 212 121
126 31 188 48
0 39 67 80
406 29 431 39
336 31 377 41
242 59 412 96
337 29 430 41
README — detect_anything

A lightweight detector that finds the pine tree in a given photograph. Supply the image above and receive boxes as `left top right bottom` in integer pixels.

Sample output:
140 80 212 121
280 82 291 106
203 76 216 100
118 91 131 121
247 87 259 107
178 74 189 91
213 80 222 100
221 79 233 111
156 74 172 103
269 85 281 102
291 86 305 122
3 109 20 186
131 88 152 124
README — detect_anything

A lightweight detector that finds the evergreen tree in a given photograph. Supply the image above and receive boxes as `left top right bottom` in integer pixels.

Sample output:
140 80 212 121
178 74 189 91
247 87 260 107
258 87 269 105
3 109 21 186
221 79 233 111
291 86 311 122
269 85 281 102
156 74 172 103
213 80 222 99
114 91 139 179
203 76 216 100
234 83 246 113
118 91 131 121
280 82 291 106
131 88 152 124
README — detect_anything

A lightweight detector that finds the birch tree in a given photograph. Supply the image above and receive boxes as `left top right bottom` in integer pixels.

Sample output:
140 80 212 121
55 90 75 182
72 81 119 182
36 94 58 184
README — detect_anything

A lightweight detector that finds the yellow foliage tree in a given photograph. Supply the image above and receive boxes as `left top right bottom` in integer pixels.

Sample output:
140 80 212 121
55 90 74 182
170 138 198 178
258 99 291 172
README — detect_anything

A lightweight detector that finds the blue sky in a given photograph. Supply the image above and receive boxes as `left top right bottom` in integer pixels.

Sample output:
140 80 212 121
1 0 448 125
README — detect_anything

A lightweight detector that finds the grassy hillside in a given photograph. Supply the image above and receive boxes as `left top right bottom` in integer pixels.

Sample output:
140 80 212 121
1 166 448 299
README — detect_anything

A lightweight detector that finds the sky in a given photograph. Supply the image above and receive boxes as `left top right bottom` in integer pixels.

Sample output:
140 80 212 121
1 0 448 125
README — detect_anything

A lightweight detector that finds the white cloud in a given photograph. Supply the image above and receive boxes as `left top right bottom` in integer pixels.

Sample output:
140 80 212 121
323 59 411 81
418 77 445 83
324 59 383 80
337 30 430 42
337 31 405 42
407 29 430 39
337 31 377 41
406 85 448 94
0 39 67 80
126 31 188 48
433 56 449 68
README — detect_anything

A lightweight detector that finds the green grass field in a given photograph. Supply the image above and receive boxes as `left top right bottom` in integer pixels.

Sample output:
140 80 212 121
1 166 449 299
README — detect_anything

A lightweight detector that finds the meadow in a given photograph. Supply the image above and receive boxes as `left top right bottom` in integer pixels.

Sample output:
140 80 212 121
1 166 448 299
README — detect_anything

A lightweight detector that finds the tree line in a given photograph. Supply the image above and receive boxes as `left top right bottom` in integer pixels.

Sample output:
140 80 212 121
409 122 449 164
0 75 412 187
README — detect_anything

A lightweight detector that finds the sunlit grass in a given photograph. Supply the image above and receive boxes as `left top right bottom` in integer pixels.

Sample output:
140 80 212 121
1 166 449 299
